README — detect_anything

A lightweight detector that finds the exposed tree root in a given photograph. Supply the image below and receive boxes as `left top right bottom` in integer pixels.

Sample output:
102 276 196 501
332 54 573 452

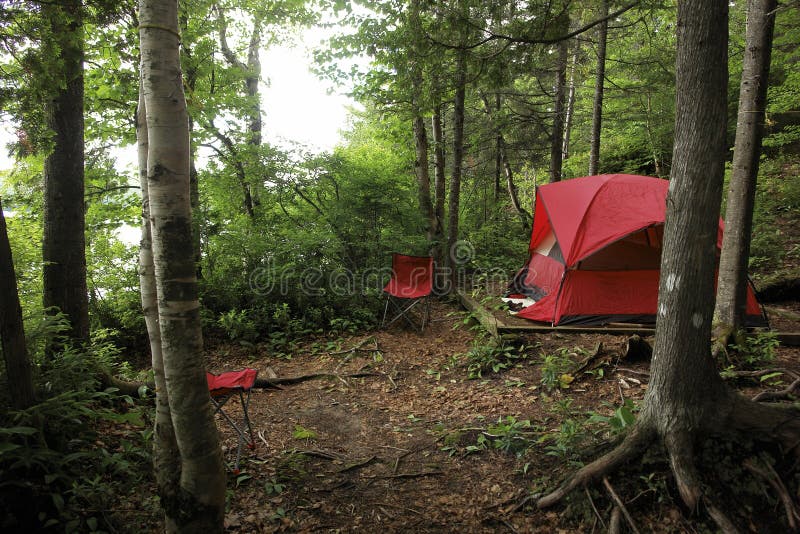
743 458 800 531
704 497 741 534
537 394 800 530
665 430 702 511
602 477 640 534
537 425 654 509
752 377 800 403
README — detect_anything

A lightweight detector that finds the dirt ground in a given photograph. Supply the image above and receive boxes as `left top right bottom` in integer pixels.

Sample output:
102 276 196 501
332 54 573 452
188 299 800 533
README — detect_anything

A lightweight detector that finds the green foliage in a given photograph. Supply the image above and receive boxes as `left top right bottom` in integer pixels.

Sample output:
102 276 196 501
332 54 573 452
463 337 529 379
587 398 639 435
539 347 582 391
730 331 779 368
0 388 152 532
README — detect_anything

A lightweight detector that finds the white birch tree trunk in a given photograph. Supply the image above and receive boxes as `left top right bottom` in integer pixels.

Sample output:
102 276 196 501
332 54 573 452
138 0 225 530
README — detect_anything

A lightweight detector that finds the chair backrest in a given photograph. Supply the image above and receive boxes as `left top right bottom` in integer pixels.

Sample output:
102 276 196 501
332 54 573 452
383 253 434 298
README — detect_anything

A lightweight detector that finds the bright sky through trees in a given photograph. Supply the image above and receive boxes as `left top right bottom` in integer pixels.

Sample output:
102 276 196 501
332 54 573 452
0 28 354 174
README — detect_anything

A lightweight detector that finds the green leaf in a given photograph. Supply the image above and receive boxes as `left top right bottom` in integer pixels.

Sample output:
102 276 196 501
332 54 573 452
292 425 317 440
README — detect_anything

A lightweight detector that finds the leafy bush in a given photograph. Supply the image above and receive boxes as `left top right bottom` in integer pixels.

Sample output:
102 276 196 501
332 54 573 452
0 389 152 532
463 337 529 379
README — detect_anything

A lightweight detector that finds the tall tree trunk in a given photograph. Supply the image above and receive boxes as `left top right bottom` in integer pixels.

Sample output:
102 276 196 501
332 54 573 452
215 4 264 218
562 46 579 161
549 32 569 183
0 199 35 409
494 94 502 199
179 10 203 279
714 0 777 336
432 105 446 269
136 83 182 531
413 115 435 241
42 0 89 344
642 2 733 509
589 0 609 175
447 50 467 292
139 0 225 530
408 0 435 244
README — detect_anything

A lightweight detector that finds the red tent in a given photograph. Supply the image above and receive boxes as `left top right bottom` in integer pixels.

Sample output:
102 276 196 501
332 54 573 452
509 174 766 326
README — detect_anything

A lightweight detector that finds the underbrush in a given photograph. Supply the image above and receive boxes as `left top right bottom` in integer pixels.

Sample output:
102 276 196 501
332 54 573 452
0 325 156 532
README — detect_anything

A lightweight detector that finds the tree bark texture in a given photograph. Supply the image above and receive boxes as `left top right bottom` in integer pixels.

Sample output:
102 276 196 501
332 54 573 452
447 50 467 291
644 0 731 436
714 0 777 332
136 84 182 531
42 0 89 344
432 105 446 268
139 0 226 530
0 199 36 409
562 47 579 161
589 0 609 176
413 115 435 241
549 34 569 183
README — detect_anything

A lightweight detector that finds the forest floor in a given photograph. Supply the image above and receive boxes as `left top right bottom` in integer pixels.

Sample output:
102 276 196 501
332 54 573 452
118 297 800 533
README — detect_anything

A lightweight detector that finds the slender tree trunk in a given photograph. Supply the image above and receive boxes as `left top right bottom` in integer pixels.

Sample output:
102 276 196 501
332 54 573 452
447 50 467 291
714 0 777 335
432 105 446 269
136 84 182 531
0 199 35 409
494 94 502 199
139 0 225 530
589 0 609 175
179 11 203 279
562 46 579 161
215 4 264 218
42 0 89 344
480 94 531 231
549 33 569 183
413 115 435 240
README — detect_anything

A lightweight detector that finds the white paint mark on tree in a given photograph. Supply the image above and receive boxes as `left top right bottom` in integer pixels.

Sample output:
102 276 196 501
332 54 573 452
665 273 680 292
692 313 703 328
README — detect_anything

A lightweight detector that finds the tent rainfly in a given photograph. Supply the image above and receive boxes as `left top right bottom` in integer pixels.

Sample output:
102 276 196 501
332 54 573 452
507 174 767 327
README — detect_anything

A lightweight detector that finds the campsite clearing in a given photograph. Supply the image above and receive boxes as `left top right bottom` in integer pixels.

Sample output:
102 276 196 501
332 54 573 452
156 298 800 533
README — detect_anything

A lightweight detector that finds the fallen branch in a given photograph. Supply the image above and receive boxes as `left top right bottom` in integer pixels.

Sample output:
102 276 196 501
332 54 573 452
365 470 442 479
328 336 379 356
288 449 344 461
337 455 377 473
253 372 377 389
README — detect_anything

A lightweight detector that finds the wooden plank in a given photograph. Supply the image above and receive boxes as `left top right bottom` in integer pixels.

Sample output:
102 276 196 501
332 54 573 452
456 291 799 343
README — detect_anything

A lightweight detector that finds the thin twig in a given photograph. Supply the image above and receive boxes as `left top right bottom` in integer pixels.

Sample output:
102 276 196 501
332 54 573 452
584 487 607 531
337 455 377 473
602 477 640 534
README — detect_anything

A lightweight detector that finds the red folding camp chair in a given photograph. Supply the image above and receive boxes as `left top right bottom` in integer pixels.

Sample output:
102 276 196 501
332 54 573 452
206 369 258 473
381 253 434 332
